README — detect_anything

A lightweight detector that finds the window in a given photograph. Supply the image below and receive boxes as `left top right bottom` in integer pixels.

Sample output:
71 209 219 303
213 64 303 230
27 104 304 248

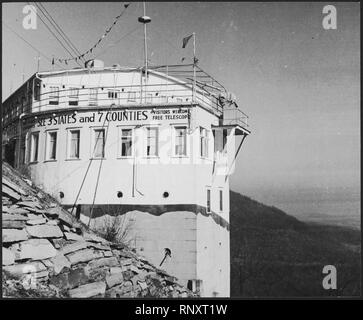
200 127 209 158
219 190 223 211
69 87 79 106
49 86 59 105
214 129 227 154
93 129 105 158
21 96 26 114
146 93 153 104
69 130 80 159
108 90 119 99
146 127 158 157
206 189 211 213
174 126 187 156
222 129 227 152
46 131 57 160
128 91 136 102
120 128 133 157
34 79 41 101
30 132 39 162
20 135 26 164
89 88 98 106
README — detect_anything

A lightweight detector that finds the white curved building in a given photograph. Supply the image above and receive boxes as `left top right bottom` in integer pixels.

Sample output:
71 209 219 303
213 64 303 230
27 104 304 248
2 62 250 297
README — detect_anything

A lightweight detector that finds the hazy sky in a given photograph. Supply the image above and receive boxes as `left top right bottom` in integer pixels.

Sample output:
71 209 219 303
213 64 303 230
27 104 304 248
2 2 360 217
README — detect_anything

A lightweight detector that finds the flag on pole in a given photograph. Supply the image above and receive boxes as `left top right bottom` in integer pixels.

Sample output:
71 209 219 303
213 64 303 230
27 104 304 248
182 34 193 48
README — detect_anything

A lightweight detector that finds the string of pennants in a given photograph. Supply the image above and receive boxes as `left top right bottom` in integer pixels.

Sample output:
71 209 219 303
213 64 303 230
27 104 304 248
52 3 131 65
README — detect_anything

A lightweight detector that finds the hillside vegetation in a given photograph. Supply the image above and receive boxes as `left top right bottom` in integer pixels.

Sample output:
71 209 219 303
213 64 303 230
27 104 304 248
230 191 361 297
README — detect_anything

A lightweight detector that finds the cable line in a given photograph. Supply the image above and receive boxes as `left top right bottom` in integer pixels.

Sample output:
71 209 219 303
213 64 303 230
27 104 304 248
34 2 86 64
30 2 83 67
2 21 64 70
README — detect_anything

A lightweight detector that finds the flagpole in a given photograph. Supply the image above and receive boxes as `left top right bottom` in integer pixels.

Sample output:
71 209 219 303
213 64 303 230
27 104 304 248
143 2 148 83
192 32 196 104
138 2 151 104
37 54 40 73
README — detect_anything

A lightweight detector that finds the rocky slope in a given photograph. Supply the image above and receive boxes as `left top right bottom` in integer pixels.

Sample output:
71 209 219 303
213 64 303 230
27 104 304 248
2 162 194 298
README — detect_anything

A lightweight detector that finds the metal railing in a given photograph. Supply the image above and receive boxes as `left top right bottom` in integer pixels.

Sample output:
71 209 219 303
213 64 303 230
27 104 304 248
2 82 223 125
222 107 249 129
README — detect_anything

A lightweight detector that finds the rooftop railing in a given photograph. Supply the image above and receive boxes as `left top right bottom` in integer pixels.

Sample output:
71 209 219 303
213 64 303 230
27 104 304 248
222 106 249 129
2 82 223 123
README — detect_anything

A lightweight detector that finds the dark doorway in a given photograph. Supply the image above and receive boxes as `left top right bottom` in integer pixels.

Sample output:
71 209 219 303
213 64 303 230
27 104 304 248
4 140 16 167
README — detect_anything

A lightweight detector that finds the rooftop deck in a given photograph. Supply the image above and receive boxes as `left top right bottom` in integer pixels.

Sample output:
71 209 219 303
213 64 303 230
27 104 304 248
2 64 249 132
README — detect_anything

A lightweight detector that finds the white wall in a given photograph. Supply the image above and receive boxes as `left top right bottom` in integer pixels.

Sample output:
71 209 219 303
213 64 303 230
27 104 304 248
8 69 240 297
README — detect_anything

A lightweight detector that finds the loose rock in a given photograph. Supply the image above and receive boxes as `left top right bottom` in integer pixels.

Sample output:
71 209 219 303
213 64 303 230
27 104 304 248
26 225 63 238
19 239 57 260
68 281 106 298
3 229 29 243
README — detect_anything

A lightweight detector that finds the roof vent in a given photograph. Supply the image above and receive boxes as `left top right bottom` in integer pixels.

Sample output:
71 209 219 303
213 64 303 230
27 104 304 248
85 59 104 69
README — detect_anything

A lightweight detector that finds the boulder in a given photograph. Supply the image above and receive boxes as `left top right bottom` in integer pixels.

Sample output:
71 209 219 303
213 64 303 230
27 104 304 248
26 208 46 214
2 185 22 201
2 248 15 266
3 213 29 221
47 220 58 226
45 207 62 218
2 206 10 213
68 281 106 298
3 261 46 278
86 242 111 251
50 253 71 274
2 178 27 195
64 232 84 241
138 281 148 291
10 208 31 215
109 267 123 274
103 251 113 257
88 257 119 270
19 239 57 260
2 229 28 243
120 258 132 266
66 248 95 265
41 259 54 268
106 273 124 289
58 211 75 227
67 268 90 289
2 220 26 229
17 201 42 209
26 218 47 225
26 213 43 220
84 233 108 244
26 225 63 238
60 241 88 255
130 265 140 274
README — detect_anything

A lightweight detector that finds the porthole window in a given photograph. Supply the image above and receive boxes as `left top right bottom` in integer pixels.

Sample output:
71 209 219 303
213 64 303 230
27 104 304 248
163 192 169 198
59 191 64 198
117 191 123 198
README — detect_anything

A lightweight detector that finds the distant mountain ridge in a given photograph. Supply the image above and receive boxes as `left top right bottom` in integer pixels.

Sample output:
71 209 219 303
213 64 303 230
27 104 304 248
229 190 361 297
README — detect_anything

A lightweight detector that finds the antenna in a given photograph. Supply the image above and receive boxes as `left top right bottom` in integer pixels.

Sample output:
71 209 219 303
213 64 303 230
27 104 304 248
35 54 40 73
192 32 196 104
138 2 151 102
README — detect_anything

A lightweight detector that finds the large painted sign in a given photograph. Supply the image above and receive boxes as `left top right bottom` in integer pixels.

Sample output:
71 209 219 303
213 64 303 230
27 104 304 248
35 108 190 127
